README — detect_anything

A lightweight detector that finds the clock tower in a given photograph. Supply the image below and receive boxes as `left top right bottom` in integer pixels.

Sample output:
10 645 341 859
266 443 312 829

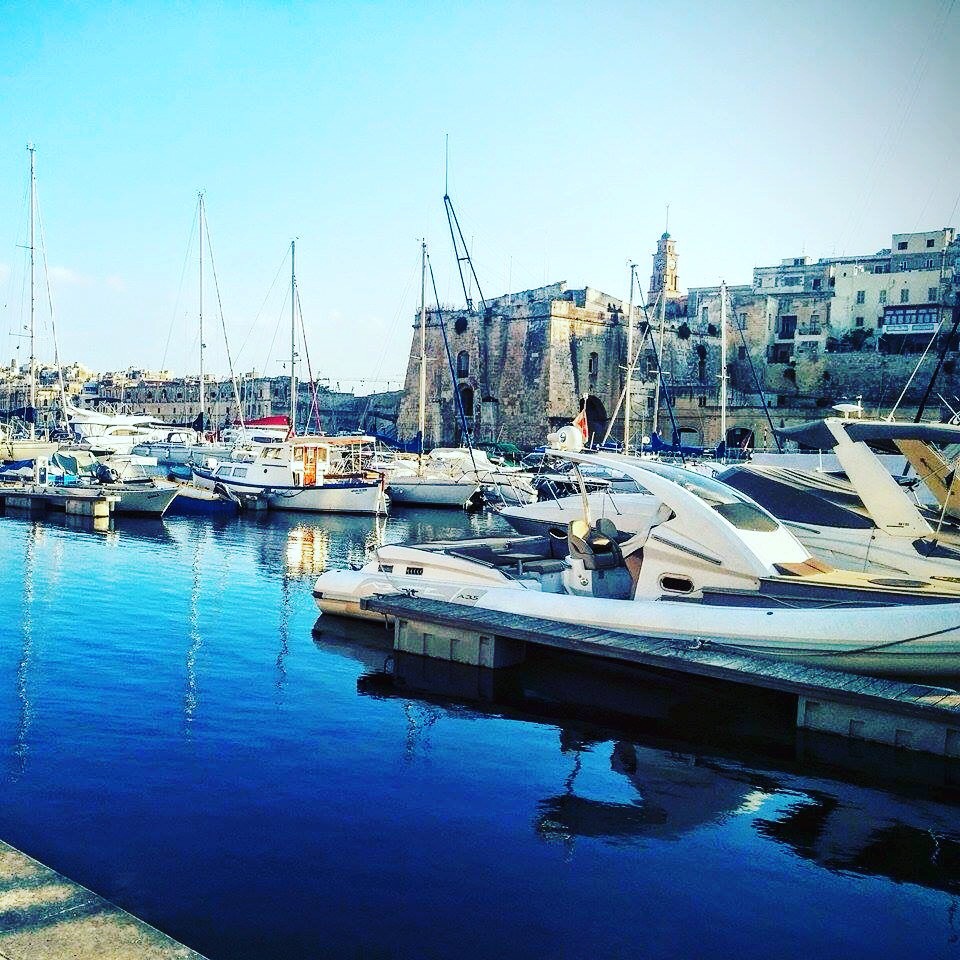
648 231 680 303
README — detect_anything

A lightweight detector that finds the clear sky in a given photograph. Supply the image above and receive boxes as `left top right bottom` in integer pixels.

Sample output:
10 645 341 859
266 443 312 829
1 0 958 392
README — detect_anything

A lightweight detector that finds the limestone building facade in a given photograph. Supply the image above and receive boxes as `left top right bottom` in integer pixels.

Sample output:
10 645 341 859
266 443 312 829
396 283 638 447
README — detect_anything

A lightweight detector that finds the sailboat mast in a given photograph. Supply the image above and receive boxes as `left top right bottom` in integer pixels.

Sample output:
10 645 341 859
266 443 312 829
623 261 636 452
27 144 36 440
198 192 205 433
418 239 427 461
290 239 297 435
720 280 728 456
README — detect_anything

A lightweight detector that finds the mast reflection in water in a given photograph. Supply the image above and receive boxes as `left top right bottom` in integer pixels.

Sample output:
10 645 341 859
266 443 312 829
0 507 957 960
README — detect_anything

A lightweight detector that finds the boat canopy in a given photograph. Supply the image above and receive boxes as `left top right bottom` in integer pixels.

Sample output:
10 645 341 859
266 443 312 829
778 418 960 451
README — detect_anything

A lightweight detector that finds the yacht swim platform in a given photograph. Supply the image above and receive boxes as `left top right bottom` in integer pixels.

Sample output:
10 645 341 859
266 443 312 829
358 594 960 759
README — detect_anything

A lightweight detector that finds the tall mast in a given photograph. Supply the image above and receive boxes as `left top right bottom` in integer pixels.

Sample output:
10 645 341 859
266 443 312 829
651 206 669 439
27 144 36 439
652 286 667 437
623 261 637 451
719 280 728 457
198 191 205 433
289 238 297 435
418 239 427 462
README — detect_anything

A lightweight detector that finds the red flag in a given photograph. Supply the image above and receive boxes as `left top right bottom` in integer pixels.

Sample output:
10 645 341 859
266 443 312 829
572 408 589 442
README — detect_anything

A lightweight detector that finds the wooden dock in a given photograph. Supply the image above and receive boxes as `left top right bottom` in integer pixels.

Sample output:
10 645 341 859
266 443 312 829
0 840 205 959
361 594 960 758
0 485 118 518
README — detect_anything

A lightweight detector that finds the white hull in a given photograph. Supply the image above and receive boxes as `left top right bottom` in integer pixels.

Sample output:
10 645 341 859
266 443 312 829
104 481 180 516
473 588 960 677
0 439 59 462
314 568 960 676
267 484 386 515
386 477 481 509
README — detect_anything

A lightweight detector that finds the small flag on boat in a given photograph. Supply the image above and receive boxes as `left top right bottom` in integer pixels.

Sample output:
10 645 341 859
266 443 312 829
572 407 589 442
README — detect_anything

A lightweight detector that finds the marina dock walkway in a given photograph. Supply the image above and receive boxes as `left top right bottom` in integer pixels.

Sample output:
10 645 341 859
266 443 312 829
362 594 960 758
0 841 205 960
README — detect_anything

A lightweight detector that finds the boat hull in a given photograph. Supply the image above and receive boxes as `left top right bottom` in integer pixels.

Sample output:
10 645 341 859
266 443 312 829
473 588 960 678
312 568 960 677
193 467 387 515
387 478 481 509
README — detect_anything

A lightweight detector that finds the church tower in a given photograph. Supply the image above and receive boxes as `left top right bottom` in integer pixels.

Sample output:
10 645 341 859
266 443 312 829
648 231 680 302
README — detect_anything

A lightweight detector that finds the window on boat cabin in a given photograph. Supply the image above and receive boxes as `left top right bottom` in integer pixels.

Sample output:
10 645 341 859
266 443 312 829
232 468 248 478
215 466 232 476
641 461 779 532
457 351 469 377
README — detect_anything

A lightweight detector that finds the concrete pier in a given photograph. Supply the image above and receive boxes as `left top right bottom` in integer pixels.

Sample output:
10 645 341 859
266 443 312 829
0 841 205 959
0 486 117 518
361 594 960 758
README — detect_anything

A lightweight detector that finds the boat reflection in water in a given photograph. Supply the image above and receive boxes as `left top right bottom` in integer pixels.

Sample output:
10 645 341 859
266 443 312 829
315 615 960 895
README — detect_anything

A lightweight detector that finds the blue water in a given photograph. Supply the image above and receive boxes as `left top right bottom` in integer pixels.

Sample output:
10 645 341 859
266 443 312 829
0 508 959 959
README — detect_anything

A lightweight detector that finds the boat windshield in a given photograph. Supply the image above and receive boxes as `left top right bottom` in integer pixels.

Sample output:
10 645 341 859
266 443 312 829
637 462 780 531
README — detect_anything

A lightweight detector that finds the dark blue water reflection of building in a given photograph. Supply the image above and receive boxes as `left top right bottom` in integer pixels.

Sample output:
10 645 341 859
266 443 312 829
0 508 958 960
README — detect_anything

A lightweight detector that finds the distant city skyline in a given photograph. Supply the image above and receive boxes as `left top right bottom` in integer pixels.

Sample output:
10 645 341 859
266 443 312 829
1 0 958 380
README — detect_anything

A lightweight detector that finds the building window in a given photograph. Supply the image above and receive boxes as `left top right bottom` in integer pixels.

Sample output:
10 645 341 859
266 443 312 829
456 351 469 377
701 307 708 324
855 316 864 327
900 288 910 303
926 258 936 269
697 395 706 407
927 238 936 248
897 241 908 251
808 315 821 334
855 290 866 304
737 312 747 330
879 289 887 304
812 278 822 290
928 287 938 302
828 276 836 288
779 315 797 339
588 352 598 377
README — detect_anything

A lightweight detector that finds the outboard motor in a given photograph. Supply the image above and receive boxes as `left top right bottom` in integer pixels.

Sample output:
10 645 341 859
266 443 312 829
94 463 120 484
563 518 634 600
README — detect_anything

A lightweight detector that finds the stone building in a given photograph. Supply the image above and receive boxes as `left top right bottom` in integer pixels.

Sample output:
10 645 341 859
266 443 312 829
648 227 960 449
396 283 639 448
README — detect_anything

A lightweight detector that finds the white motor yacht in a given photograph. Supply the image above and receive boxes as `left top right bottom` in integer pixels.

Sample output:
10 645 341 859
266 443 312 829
720 418 960 583
193 435 387 514
314 435 960 677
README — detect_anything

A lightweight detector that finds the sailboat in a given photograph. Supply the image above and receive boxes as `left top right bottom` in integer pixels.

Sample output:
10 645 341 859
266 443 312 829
1 146 60 463
379 240 482 509
191 239 387 514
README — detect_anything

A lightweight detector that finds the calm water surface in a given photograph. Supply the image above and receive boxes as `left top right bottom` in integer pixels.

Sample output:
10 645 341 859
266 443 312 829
0 507 959 959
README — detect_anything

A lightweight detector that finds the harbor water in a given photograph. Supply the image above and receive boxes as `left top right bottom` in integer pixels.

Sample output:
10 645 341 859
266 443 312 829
0 508 959 959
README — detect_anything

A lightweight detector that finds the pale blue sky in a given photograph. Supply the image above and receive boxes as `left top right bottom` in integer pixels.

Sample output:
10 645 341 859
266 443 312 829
1 0 958 390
